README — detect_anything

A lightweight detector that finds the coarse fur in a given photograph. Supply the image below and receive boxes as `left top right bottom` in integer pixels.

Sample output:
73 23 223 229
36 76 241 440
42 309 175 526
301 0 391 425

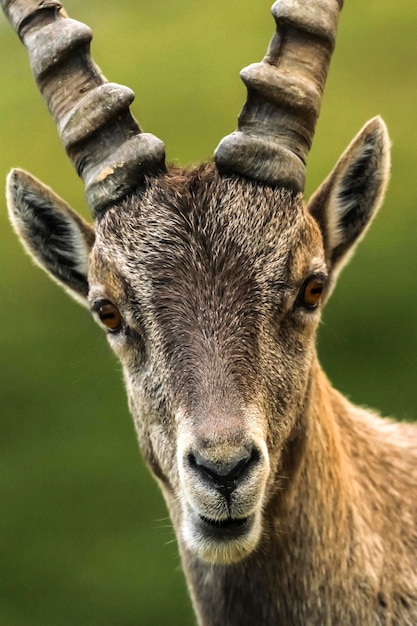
6 113 417 625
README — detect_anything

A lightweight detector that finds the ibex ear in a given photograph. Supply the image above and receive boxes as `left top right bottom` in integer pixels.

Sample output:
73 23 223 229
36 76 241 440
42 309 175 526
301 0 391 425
308 116 390 283
6 169 95 306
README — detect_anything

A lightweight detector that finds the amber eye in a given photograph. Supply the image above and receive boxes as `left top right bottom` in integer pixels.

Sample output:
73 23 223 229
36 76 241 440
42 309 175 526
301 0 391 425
297 277 325 310
96 301 123 332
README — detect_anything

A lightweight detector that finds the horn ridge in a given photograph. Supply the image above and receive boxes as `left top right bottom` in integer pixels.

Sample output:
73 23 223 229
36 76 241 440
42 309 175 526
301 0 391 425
214 0 343 192
1 0 166 215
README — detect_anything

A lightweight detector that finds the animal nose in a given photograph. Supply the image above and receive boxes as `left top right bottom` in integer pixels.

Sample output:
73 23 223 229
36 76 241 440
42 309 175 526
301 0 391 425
187 448 260 501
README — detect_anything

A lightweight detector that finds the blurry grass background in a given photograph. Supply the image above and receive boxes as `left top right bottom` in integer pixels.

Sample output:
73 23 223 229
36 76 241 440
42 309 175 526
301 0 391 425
0 1 416 624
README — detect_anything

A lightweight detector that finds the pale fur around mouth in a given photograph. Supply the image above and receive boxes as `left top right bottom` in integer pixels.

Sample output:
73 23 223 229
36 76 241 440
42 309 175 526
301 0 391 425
181 507 262 564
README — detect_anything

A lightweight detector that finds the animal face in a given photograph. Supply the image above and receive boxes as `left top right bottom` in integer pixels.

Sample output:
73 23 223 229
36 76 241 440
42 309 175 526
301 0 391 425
88 166 326 562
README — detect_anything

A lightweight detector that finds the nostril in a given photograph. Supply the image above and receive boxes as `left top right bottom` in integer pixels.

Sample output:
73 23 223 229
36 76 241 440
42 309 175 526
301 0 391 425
187 447 260 493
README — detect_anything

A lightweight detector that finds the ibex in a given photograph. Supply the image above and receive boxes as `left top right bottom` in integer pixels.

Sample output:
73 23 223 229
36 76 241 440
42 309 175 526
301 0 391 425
2 0 417 624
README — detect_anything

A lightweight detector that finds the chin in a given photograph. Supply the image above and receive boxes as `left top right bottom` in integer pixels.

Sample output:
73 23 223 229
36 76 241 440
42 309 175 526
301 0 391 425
182 509 262 564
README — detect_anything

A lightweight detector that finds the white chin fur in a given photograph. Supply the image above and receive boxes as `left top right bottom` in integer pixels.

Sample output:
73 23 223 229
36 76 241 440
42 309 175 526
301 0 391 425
181 510 263 564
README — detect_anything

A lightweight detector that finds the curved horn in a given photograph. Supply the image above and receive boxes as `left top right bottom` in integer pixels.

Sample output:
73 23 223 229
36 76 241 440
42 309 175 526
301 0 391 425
214 0 343 192
1 0 166 215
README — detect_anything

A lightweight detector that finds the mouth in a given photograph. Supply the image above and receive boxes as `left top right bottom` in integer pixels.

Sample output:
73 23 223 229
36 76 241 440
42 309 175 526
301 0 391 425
182 510 260 564
197 514 254 539
181 506 262 564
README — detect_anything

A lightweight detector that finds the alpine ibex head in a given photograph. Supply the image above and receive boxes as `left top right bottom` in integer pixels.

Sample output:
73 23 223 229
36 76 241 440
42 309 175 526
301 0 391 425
3 0 390 573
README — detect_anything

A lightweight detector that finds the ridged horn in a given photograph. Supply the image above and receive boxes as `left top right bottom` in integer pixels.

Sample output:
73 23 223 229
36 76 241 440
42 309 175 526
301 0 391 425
214 0 343 192
1 0 166 215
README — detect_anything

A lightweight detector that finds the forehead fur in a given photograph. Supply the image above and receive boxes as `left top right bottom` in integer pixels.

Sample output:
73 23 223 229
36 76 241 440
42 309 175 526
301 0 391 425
93 163 321 284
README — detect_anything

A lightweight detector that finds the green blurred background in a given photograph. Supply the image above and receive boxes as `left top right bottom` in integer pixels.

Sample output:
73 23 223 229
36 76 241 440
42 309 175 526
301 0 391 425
0 1 416 624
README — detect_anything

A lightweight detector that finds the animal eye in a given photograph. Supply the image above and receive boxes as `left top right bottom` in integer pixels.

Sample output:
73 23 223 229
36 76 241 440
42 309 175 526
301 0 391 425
96 301 123 332
297 276 325 310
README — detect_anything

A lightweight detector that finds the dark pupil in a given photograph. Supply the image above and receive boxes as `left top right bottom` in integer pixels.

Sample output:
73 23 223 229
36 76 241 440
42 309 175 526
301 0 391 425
309 283 322 296
100 306 116 320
